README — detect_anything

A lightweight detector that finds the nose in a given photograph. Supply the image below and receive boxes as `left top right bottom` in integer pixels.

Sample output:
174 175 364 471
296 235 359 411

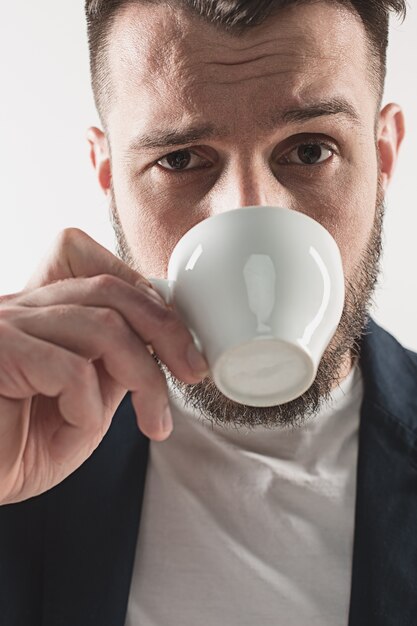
208 156 293 215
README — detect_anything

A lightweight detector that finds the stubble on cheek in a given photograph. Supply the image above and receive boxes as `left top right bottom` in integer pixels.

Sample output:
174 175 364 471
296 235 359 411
109 182 170 278
109 202 138 271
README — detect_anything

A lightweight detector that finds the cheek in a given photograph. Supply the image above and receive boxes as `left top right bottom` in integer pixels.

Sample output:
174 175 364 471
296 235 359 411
112 171 191 278
333 205 375 280
297 166 378 279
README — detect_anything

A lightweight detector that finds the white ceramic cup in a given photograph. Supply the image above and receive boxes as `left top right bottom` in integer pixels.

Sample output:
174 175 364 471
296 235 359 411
149 206 345 407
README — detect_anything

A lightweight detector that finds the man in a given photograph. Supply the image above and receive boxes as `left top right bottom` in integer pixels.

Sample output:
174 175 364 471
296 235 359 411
0 0 415 624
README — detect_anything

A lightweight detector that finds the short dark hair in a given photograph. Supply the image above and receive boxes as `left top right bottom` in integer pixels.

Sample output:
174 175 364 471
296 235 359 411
85 0 407 128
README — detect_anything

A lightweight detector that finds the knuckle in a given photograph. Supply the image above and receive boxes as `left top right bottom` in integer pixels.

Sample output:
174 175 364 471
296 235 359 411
56 227 85 252
90 273 121 294
95 307 126 333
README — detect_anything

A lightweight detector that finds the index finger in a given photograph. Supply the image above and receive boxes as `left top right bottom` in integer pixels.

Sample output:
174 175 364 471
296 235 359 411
25 227 153 291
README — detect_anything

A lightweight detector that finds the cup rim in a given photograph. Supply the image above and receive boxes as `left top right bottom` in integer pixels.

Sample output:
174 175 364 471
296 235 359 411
169 205 338 264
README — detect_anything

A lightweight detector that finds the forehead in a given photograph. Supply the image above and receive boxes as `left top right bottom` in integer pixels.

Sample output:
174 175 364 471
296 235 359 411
107 1 373 136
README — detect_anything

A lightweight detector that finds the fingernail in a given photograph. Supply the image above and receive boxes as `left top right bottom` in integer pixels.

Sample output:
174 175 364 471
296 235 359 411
161 405 173 433
187 343 209 376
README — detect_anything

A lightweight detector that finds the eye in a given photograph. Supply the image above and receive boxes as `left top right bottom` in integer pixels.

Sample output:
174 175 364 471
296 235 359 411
157 149 209 171
282 143 334 165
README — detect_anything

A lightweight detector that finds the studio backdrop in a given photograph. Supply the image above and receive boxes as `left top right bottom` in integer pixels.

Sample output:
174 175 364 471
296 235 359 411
1 1 416 350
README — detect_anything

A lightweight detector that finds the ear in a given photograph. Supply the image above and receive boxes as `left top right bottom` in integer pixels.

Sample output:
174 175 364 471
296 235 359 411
86 127 112 196
377 103 405 192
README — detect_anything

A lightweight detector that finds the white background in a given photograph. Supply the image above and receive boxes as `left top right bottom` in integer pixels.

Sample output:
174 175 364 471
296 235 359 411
1 2 416 349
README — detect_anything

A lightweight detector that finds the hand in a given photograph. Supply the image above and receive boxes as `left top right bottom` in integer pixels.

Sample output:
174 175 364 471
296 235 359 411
0 228 209 504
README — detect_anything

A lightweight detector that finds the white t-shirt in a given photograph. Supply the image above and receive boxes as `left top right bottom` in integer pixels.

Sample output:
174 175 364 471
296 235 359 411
125 365 363 626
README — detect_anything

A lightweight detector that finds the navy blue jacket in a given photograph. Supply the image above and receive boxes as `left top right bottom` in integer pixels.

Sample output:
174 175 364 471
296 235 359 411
1 317 416 625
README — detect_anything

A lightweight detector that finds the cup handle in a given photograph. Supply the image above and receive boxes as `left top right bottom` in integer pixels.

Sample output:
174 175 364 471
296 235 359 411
148 278 174 306
148 278 204 353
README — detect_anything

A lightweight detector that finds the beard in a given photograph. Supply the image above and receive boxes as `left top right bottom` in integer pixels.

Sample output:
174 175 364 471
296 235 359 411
109 181 384 432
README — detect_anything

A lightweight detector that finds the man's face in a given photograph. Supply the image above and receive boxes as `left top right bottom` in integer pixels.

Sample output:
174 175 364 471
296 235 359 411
91 1 401 430
107 0 379 274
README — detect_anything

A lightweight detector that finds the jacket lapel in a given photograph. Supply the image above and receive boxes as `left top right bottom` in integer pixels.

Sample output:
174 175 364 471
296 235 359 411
41 393 150 626
348 318 417 625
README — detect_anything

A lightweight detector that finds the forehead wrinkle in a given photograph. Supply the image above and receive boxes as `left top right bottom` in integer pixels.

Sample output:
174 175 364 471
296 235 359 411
111 4 335 96
205 52 309 67
212 38 295 53
109 1 373 136
174 56 312 97
152 31 349 99
184 34 318 79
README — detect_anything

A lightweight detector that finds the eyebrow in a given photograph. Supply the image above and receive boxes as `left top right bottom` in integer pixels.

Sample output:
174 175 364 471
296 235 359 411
127 97 360 152
280 98 360 125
